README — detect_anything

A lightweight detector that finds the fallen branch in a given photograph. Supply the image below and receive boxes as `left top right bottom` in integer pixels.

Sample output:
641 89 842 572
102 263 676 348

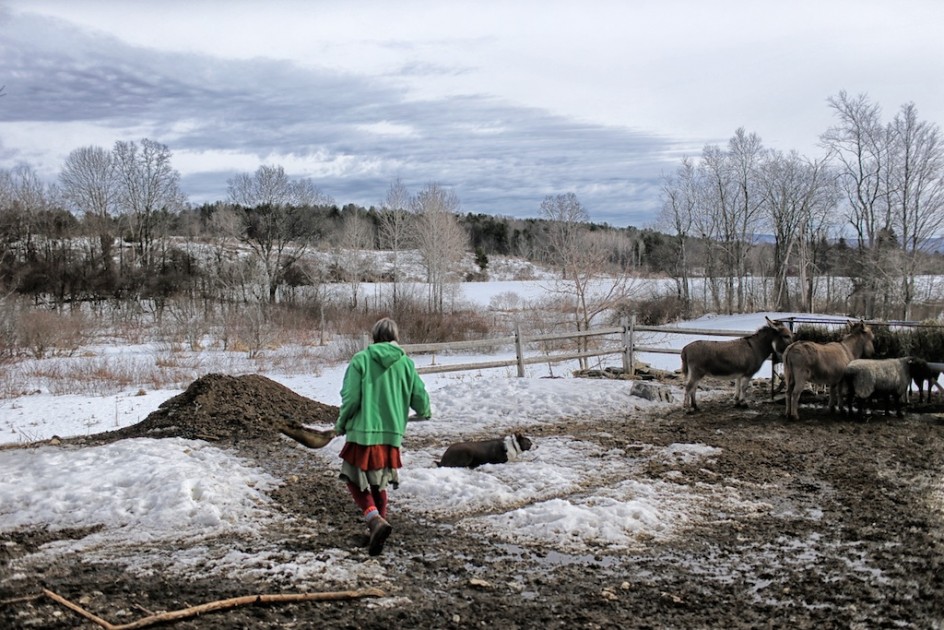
42 589 115 629
43 586 385 629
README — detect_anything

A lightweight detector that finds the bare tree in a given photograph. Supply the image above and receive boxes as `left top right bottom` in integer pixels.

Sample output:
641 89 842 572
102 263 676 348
112 139 185 271
205 206 244 305
227 164 333 303
759 151 805 310
658 157 698 313
411 183 466 313
59 146 117 274
759 151 837 311
337 208 375 308
698 144 735 312
378 178 411 310
1 164 52 265
228 164 329 209
0 169 11 207
886 102 944 318
821 91 891 317
697 130 767 314
540 192 635 368
0 166 77 306
727 129 767 311
0 169 17 287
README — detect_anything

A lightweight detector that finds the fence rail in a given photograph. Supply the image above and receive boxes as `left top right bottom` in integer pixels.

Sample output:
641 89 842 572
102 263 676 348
394 317 756 377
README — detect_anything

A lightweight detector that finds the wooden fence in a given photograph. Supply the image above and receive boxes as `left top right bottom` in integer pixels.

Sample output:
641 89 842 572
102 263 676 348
362 314 944 380
378 316 761 377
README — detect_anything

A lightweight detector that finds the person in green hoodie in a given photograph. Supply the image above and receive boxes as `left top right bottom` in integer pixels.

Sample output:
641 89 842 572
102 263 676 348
334 317 431 556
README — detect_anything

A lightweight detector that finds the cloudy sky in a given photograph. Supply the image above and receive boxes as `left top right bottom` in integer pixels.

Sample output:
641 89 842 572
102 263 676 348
1 0 942 227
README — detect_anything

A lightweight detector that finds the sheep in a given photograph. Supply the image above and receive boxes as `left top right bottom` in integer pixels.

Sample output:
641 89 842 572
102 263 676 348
909 360 944 403
842 356 927 419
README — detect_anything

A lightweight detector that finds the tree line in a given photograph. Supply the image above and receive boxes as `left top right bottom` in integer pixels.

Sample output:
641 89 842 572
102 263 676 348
0 142 661 315
2 89 944 325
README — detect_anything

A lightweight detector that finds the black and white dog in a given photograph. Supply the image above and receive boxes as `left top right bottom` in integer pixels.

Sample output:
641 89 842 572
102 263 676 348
436 432 534 468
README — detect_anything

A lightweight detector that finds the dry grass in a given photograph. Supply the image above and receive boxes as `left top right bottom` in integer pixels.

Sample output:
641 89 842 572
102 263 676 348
0 295 508 398
1 341 334 399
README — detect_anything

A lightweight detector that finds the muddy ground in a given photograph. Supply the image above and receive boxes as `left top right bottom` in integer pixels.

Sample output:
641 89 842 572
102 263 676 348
2 374 944 629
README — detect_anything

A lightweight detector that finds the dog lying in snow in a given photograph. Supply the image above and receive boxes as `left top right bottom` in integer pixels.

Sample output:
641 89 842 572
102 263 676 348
435 433 534 468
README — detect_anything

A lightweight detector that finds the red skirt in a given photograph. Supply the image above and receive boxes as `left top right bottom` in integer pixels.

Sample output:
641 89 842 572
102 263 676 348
340 442 402 472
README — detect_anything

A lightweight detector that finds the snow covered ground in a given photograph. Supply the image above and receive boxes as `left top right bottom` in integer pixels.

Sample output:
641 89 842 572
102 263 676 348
0 292 859 582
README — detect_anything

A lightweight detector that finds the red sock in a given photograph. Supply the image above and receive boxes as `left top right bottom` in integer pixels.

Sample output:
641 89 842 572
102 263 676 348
371 486 388 519
347 482 376 518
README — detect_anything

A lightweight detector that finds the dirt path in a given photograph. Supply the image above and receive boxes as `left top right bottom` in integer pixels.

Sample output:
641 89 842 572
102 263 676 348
2 379 944 628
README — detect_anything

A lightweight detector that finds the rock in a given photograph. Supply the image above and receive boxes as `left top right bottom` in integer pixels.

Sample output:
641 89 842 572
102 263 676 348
630 381 675 403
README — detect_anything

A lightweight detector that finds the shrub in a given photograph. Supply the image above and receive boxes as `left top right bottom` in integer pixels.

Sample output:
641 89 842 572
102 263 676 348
0 298 19 360
608 294 690 326
488 291 523 312
401 309 491 344
243 308 278 358
634 295 690 325
907 320 944 361
17 309 90 359
323 296 494 346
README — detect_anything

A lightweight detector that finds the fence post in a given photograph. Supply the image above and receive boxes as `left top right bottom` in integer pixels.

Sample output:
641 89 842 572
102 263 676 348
771 316 796 399
514 322 525 377
361 333 370 350
620 315 631 378
770 357 781 399
627 313 636 378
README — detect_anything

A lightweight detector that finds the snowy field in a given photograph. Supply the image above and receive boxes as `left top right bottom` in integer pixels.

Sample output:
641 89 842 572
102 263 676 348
0 284 878 583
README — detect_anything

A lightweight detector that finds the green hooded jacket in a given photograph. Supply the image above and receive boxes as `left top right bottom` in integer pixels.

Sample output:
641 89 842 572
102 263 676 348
334 342 431 447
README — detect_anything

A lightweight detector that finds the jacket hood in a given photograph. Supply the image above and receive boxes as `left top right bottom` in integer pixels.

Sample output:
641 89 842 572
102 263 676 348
366 341 406 369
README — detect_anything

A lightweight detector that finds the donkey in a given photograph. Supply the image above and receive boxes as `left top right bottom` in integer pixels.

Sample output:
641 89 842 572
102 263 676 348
782 320 875 421
680 317 794 413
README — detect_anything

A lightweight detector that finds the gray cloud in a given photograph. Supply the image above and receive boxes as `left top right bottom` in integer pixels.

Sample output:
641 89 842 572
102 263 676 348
0 11 692 226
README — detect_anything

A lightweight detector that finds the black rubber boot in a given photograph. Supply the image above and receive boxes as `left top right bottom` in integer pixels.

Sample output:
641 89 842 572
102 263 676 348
367 516 392 556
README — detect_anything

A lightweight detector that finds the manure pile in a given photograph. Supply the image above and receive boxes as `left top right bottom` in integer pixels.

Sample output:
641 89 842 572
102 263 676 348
110 373 339 443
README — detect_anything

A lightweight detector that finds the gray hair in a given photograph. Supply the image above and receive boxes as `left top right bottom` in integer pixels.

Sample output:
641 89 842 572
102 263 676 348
371 318 399 343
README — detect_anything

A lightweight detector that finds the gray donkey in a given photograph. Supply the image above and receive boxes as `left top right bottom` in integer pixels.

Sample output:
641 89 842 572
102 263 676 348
681 317 793 413
783 319 875 421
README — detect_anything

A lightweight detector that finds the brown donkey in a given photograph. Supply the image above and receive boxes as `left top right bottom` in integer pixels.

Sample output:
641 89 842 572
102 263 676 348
783 320 875 420
680 317 794 413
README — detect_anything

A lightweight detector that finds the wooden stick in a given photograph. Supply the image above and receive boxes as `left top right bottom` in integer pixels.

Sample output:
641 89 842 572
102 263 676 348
42 588 117 629
113 588 385 630
44 586 385 630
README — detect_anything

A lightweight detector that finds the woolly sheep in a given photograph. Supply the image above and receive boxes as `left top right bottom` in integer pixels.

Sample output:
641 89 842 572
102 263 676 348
842 356 927 418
